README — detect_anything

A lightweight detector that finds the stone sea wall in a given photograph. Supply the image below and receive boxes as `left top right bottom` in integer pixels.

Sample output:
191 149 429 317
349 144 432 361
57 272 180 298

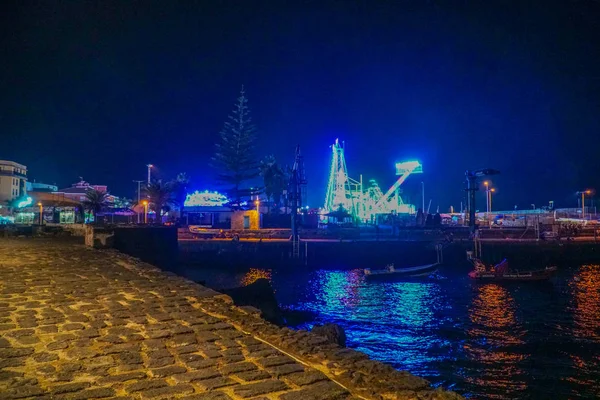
0 239 463 400
111 247 464 399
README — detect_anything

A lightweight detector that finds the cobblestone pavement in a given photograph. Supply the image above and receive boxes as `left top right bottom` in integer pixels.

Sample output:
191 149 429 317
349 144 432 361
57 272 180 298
0 239 461 400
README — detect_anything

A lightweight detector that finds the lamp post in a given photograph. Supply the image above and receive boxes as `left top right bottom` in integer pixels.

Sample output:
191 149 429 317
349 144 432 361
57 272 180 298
133 180 144 223
577 190 592 219
490 188 495 213
255 199 260 229
146 164 153 184
483 181 490 213
37 202 43 225
142 200 148 224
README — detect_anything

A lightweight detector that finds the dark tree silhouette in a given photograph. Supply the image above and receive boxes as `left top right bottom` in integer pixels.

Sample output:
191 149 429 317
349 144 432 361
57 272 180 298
143 180 174 224
171 172 190 223
212 86 259 205
82 189 110 224
260 155 286 213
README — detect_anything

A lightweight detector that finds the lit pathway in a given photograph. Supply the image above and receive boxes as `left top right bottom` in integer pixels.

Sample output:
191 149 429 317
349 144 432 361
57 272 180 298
0 239 461 400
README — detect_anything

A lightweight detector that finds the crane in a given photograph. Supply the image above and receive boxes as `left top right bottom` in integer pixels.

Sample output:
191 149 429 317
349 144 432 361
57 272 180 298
465 168 500 231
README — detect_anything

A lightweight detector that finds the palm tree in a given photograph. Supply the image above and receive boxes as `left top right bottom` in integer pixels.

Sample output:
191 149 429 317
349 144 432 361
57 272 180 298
143 180 174 224
82 189 110 224
171 172 190 224
260 156 286 213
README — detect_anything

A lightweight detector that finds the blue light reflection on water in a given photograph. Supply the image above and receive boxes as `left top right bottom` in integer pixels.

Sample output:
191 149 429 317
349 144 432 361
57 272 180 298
186 265 600 399
295 270 451 378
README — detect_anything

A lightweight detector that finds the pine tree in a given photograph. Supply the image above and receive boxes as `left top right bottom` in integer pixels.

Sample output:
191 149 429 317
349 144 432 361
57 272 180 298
212 86 259 205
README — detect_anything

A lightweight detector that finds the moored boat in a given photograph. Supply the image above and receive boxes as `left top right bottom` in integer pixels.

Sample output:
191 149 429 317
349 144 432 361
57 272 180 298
468 258 557 281
364 262 439 279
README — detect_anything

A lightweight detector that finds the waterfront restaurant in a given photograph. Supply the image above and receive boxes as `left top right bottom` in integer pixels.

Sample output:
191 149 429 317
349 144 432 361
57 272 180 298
14 192 83 224
183 190 232 228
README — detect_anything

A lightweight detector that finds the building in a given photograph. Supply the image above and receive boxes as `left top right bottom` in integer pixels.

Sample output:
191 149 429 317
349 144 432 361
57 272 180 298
184 205 232 228
0 160 27 204
54 179 115 203
14 192 82 225
26 181 58 192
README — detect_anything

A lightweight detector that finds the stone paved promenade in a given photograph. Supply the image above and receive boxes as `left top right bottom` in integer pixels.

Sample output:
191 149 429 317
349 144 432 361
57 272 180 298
0 239 461 400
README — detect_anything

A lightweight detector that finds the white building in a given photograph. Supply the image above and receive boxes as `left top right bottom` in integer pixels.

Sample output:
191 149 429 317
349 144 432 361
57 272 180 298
26 181 58 192
0 160 27 204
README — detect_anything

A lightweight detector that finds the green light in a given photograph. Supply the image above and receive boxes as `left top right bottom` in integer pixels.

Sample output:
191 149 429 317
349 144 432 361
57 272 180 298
17 196 33 208
395 160 423 175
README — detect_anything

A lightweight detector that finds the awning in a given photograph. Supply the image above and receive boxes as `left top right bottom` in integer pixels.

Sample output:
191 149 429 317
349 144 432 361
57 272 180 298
29 192 81 207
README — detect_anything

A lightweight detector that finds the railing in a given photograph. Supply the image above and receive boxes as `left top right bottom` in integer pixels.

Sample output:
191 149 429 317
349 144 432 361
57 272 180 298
0 170 26 178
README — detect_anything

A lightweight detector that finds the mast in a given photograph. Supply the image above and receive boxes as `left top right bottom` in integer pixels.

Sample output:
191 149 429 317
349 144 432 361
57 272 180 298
289 145 307 257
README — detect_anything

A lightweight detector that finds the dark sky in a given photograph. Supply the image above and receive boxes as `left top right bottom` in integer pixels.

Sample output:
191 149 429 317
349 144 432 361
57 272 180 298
2 0 600 211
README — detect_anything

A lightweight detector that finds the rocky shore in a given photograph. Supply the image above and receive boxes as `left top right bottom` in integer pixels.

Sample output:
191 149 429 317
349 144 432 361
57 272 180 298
0 239 463 400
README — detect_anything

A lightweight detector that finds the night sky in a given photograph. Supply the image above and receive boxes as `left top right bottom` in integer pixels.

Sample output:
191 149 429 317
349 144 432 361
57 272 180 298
2 1 600 211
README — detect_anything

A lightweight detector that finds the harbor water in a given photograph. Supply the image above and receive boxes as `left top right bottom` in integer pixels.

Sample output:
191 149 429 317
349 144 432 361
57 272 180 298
181 262 600 399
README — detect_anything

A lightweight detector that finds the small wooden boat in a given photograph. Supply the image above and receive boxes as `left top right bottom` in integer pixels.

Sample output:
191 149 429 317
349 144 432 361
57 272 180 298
468 258 557 282
365 244 443 280
364 262 439 279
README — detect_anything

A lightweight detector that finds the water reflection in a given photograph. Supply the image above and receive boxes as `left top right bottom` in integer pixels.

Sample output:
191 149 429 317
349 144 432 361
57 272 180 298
569 265 600 340
463 284 527 399
315 269 363 310
240 268 272 286
183 262 600 399
301 270 449 376
564 265 600 397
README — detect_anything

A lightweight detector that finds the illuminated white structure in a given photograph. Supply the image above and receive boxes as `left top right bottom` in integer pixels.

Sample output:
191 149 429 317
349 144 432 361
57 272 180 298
184 190 228 207
323 139 362 219
323 140 422 222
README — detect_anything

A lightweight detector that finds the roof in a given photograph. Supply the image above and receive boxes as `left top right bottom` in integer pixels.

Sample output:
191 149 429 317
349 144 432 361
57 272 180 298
55 187 90 194
29 192 81 207
184 206 232 212
0 160 27 169
56 180 108 194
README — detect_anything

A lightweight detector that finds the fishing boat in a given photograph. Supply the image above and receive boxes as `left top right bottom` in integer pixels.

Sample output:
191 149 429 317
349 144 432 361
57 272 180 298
468 258 557 281
364 262 439 279
365 244 442 279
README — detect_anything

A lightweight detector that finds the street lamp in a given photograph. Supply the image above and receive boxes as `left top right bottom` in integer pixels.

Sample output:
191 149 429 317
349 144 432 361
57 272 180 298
577 190 593 219
133 180 144 223
142 200 148 224
37 202 43 225
483 181 490 213
490 188 496 212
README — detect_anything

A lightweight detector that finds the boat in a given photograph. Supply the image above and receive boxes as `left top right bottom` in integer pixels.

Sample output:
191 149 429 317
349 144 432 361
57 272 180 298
364 243 443 279
468 258 557 281
364 262 439 279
